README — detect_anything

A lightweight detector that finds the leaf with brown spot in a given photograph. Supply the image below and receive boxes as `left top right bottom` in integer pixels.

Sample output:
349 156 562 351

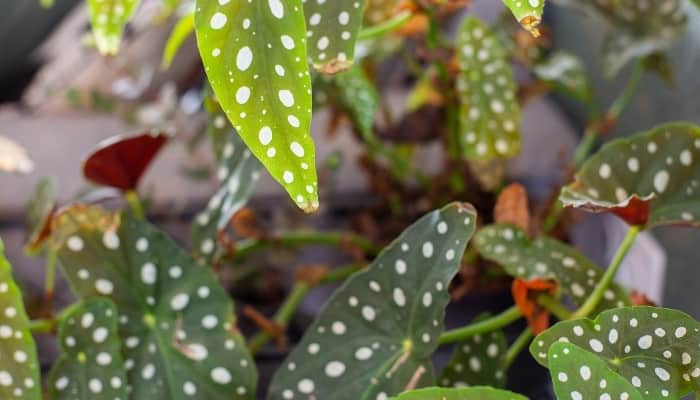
494 183 530 233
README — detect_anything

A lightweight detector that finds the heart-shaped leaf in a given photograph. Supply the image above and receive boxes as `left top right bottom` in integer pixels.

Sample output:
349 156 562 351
501 0 545 37
533 51 592 103
475 224 630 313
0 240 41 400
83 130 169 192
390 386 528 400
87 0 141 55
304 0 367 74
195 0 319 212
51 205 257 399
49 298 128 400
548 341 644 400
531 306 700 399
268 202 478 400
439 313 507 388
561 122 700 228
456 17 521 161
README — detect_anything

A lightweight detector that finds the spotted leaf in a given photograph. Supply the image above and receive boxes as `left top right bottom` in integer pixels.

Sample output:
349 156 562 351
439 313 507 388
51 205 257 399
195 0 318 212
268 202 478 400
49 298 128 400
86 0 141 55
304 0 367 74
561 122 700 228
548 341 643 400
83 131 169 192
533 51 592 103
475 224 630 313
531 306 700 399
456 17 521 161
0 240 41 400
390 386 528 400
502 0 545 37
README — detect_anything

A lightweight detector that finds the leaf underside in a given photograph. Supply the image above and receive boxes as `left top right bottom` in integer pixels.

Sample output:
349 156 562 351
390 386 528 400
87 0 141 55
475 224 630 313
531 306 700 399
456 17 521 161
52 205 257 399
195 0 318 212
501 0 545 37
561 122 700 228
268 202 478 400
49 298 128 400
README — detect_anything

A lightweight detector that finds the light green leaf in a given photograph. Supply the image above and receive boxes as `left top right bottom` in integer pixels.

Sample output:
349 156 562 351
561 122 700 228
475 224 630 313
52 205 257 399
501 0 545 37
390 386 528 400
531 306 700 399
548 342 643 400
534 51 592 102
0 240 41 400
162 11 194 69
268 202 478 400
24 177 57 255
49 298 128 400
40 0 55 8
439 313 507 388
195 0 318 212
456 17 521 161
87 0 141 55
304 0 367 74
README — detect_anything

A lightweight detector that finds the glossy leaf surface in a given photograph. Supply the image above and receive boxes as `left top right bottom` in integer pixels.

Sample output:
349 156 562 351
304 0 366 74
268 203 478 400
0 240 41 400
456 17 521 161
561 122 700 228
531 306 700 399
52 205 257 399
390 386 527 400
87 0 140 55
195 0 318 212
475 224 630 312
49 298 128 400
502 0 545 37
83 130 169 191
534 51 592 102
439 313 507 388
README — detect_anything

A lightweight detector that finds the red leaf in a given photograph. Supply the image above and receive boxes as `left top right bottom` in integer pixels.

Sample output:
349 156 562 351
83 131 169 191
610 196 652 226
512 278 557 334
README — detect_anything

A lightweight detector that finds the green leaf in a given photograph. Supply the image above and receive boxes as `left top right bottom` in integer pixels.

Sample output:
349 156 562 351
475 224 630 313
534 51 592 102
40 0 55 8
87 0 141 55
195 0 319 212
24 177 57 255
456 17 521 161
0 240 41 400
501 0 545 37
162 11 195 69
561 122 700 228
547 341 643 400
531 306 700 399
304 0 367 74
49 298 128 400
268 202 478 400
390 386 528 400
439 313 507 388
52 205 257 399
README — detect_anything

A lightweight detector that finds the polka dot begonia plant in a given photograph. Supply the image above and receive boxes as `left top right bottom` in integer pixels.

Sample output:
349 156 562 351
86 0 141 55
501 0 546 37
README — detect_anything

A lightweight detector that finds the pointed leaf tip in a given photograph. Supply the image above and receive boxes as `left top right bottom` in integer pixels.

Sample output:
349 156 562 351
502 0 545 37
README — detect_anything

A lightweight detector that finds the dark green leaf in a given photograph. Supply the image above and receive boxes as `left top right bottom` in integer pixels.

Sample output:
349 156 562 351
0 240 41 400
561 122 700 228
268 203 478 400
49 298 128 399
439 313 507 388
87 0 141 55
475 224 630 312
531 306 700 399
52 205 257 399
390 386 528 400
502 0 545 37
195 0 318 212
456 17 521 161
534 51 592 102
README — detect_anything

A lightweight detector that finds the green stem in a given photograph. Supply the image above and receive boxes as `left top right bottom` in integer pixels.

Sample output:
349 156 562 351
504 328 533 368
29 319 55 333
438 306 522 345
537 293 572 321
357 11 412 41
608 60 645 121
125 190 145 220
44 249 57 303
572 226 641 319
